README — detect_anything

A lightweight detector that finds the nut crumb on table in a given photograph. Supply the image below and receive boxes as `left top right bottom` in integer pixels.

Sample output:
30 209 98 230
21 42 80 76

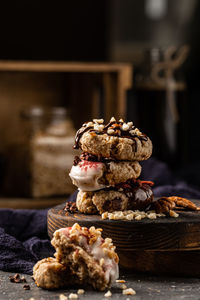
104 290 112 297
59 295 68 300
9 273 27 283
69 293 78 299
116 279 126 283
77 289 85 294
122 288 136 295
23 284 30 290
120 283 127 289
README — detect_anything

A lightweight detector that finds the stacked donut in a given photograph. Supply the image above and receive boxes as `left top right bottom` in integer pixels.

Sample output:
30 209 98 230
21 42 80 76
69 117 154 215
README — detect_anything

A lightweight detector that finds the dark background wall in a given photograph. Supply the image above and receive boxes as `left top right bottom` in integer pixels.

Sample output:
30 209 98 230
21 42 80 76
0 0 199 183
0 1 108 61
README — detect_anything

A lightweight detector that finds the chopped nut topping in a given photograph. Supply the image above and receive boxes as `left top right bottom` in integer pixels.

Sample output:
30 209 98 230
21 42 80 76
110 117 116 122
102 212 108 219
99 124 105 131
77 289 85 295
122 288 136 295
93 118 104 124
93 124 100 131
104 290 112 297
129 130 136 135
119 118 124 122
71 223 81 231
127 121 133 127
100 258 105 266
107 129 115 135
147 212 157 219
126 214 134 220
86 121 93 127
101 210 166 221
122 123 129 131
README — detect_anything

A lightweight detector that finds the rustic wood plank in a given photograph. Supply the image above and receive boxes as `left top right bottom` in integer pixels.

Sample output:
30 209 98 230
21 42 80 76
0 60 132 73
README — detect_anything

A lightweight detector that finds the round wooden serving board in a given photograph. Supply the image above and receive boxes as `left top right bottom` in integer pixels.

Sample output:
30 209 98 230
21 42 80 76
48 199 200 276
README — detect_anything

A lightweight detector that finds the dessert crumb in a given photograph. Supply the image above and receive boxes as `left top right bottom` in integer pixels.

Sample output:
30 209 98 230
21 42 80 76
9 273 27 284
122 288 136 295
120 284 127 290
104 290 112 297
59 294 68 300
77 289 85 295
116 279 126 283
69 293 78 299
169 210 179 218
23 284 30 290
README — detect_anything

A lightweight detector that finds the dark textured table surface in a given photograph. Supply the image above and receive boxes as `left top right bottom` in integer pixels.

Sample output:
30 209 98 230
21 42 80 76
1 270 200 300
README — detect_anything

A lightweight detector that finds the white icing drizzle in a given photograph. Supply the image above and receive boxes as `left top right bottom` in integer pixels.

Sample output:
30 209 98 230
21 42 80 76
69 160 106 191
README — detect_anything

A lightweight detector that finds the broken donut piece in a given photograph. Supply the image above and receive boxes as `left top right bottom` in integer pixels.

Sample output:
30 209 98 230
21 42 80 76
51 223 119 291
33 224 119 291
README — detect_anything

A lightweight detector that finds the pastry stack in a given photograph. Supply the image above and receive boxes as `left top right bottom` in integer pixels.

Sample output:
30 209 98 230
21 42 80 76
69 117 154 215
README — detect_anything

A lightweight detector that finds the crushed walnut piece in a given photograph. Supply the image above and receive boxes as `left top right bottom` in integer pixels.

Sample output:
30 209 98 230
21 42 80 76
152 196 200 215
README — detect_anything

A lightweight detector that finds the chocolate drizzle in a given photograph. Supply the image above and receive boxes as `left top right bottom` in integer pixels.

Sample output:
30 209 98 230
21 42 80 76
73 120 148 150
104 179 154 211
74 124 93 149
73 152 136 165
80 152 114 163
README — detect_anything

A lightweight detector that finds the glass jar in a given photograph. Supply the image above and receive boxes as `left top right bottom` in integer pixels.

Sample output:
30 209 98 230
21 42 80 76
5 106 77 197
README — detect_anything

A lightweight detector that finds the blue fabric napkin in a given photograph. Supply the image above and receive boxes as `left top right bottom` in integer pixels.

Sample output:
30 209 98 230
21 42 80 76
0 157 200 275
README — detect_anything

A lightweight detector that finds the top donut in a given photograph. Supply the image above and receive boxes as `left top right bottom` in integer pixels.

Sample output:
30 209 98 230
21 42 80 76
74 117 153 161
